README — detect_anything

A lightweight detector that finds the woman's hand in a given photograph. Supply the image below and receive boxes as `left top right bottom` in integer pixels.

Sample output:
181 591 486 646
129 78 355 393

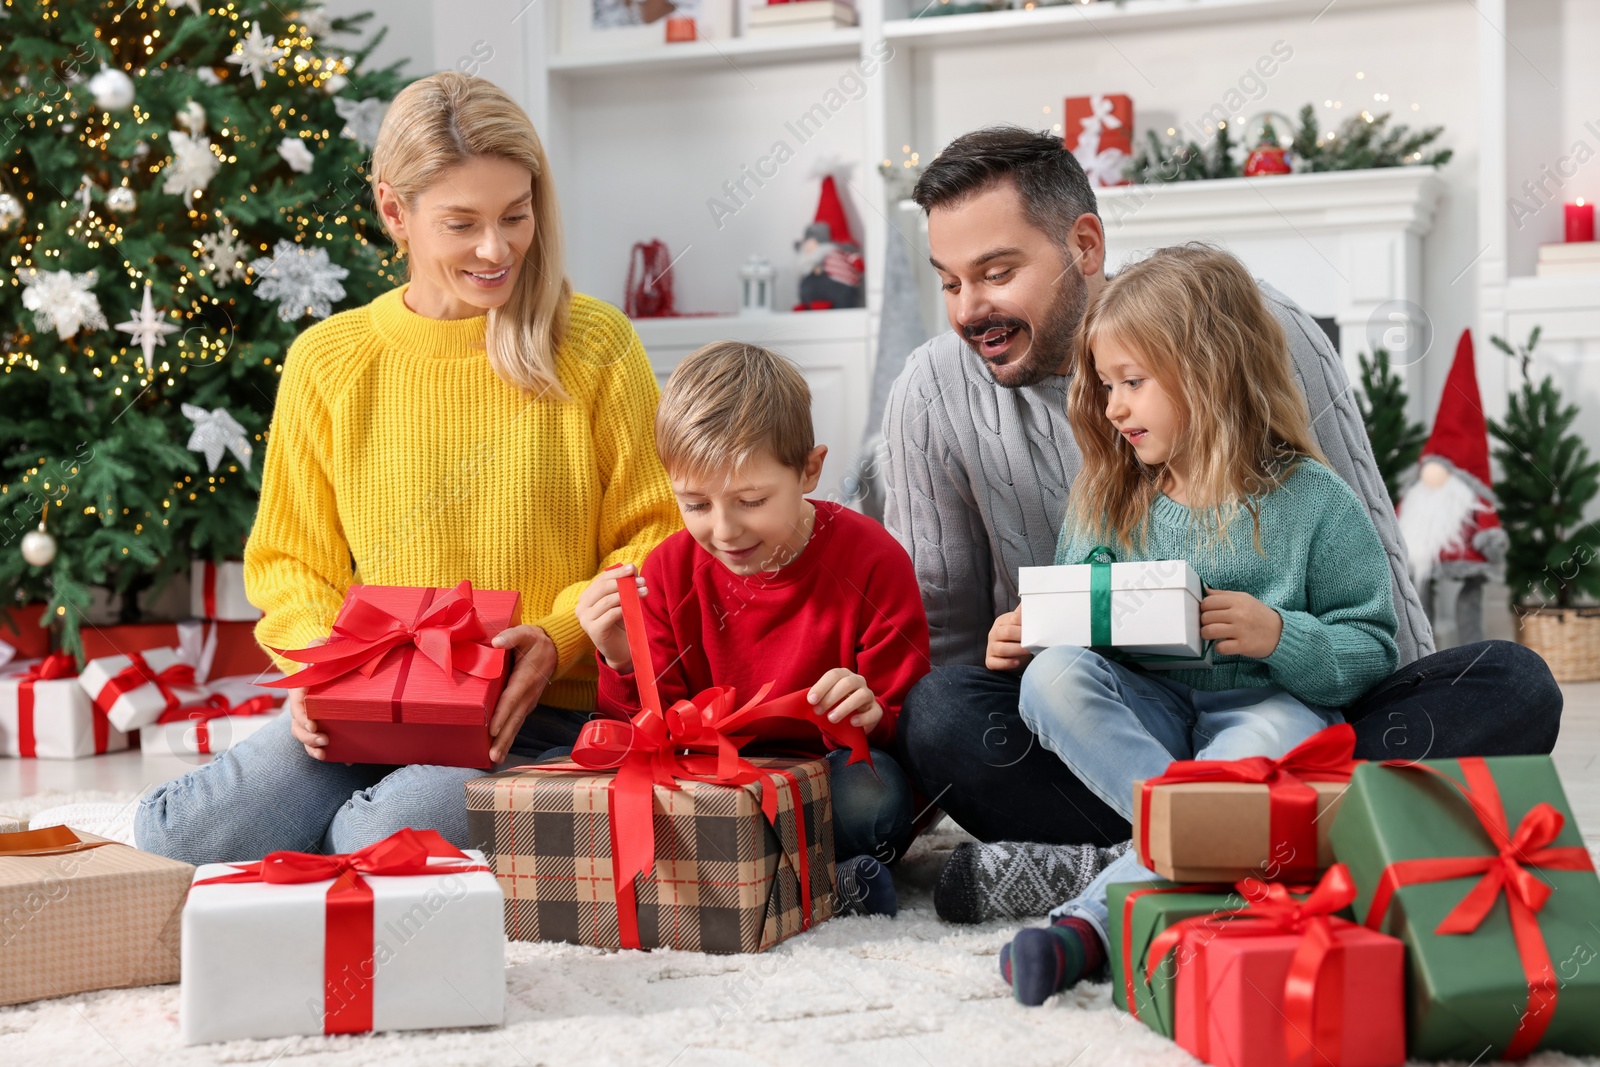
1200 589 1284 659
287 637 329 760
807 667 883 733
575 564 647 672
986 606 1033 673
487 625 559 764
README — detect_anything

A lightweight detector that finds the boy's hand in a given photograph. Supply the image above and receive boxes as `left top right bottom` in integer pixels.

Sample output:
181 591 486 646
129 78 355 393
1200 589 1283 659
986 606 1033 673
575 564 647 672
807 668 882 733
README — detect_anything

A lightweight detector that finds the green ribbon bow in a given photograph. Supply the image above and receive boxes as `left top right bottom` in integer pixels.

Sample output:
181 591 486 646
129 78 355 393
1079 545 1212 668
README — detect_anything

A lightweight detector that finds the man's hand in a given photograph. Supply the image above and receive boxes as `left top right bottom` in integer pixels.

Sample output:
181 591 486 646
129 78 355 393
1200 589 1283 659
985 606 1033 673
487 625 559 764
807 667 883 733
575 564 647 672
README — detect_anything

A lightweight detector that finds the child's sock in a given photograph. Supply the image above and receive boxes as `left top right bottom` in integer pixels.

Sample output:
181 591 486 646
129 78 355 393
998 916 1106 1006
935 839 1131 924
836 854 898 917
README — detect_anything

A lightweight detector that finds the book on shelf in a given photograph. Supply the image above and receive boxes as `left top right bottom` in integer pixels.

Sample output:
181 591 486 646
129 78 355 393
1536 241 1600 277
745 0 858 32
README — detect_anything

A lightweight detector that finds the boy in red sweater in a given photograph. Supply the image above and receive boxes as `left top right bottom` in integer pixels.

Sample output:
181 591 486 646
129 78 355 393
576 341 930 917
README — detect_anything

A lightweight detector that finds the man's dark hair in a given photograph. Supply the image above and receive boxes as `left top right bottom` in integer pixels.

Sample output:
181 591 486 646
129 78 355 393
912 126 1099 247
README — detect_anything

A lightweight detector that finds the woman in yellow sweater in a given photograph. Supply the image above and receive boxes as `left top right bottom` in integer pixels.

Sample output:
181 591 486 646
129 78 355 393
135 72 679 863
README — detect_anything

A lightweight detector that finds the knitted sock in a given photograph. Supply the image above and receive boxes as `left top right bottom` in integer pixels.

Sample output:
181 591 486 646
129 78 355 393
836 855 898 917
998 916 1106 1006
935 839 1132 925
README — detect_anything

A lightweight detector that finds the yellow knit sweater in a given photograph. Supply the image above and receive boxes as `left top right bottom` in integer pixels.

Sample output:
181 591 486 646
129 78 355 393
243 285 682 712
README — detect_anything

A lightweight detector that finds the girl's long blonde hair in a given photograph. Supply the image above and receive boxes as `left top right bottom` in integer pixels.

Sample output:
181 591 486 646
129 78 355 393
370 71 571 398
1064 243 1327 554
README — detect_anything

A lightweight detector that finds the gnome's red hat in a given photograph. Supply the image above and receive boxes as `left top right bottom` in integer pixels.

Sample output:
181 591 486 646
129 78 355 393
1421 329 1494 499
812 175 858 250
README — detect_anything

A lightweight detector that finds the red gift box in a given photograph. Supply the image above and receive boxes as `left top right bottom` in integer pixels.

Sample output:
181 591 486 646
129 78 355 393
1064 93 1133 188
266 582 519 770
1158 866 1406 1067
79 620 273 681
1 604 52 661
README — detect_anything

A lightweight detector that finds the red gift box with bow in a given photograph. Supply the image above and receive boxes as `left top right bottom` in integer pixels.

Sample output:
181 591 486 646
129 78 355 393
264 582 519 769
1159 865 1406 1067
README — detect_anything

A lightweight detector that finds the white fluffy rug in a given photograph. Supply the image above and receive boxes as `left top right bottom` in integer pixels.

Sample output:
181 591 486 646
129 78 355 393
3 795 1599 1067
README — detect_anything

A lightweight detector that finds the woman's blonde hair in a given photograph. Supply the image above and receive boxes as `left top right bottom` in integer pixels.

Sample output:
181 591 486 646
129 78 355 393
370 71 571 398
1064 243 1327 555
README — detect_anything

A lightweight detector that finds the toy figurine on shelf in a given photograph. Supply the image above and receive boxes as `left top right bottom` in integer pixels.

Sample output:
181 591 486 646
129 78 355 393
794 174 864 311
1243 112 1295 176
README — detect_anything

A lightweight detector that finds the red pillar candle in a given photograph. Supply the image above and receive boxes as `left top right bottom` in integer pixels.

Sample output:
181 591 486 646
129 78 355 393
1566 199 1596 242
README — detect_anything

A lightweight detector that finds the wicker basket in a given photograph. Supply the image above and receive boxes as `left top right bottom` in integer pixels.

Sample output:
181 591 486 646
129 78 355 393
1515 605 1600 682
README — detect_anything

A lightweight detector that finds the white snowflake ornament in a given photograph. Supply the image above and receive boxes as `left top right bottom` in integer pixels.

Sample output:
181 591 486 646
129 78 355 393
198 230 250 286
250 240 348 320
333 97 388 151
195 67 222 86
88 67 136 111
162 130 221 198
176 100 207 134
183 404 253 472
227 23 288 89
18 268 108 340
115 284 180 362
295 6 334 37
277 137 315 174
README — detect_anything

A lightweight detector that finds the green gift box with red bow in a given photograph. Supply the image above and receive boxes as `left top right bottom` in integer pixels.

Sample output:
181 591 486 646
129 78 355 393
1329 755 1600 1060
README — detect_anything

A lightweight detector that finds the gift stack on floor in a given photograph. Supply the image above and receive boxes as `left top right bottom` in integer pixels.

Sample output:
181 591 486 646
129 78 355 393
1106 724 1600 1065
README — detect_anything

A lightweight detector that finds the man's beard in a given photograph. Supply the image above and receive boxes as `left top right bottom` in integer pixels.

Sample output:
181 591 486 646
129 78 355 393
1396 472 1482 586
962 260 1089 390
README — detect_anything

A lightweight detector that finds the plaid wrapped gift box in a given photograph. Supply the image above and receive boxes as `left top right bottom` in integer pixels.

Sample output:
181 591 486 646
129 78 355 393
467 755 834 954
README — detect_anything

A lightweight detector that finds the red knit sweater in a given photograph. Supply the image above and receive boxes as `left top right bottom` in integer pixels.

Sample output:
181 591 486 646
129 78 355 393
595 501 931 752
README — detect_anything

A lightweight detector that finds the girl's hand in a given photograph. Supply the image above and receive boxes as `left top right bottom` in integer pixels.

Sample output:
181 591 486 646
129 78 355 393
575 564 647 672
986 606 1033 673
487 625 559 764
1200 590 1284 659
807 667 883 733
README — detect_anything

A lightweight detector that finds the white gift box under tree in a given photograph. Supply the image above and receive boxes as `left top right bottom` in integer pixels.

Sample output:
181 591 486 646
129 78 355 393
138 674 285 757
1019 557 1208 665
182 829 506 1044
190 559 263 622
78 647 210 733
0 657 130 759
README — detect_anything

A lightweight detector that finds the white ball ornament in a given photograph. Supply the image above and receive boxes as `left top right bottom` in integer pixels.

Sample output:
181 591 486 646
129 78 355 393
0 192 23 233
88 67 136 111
21 527 57 568
106 186 138 214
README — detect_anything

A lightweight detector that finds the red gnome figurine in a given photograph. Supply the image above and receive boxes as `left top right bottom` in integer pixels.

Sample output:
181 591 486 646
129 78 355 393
1395 329 1508 644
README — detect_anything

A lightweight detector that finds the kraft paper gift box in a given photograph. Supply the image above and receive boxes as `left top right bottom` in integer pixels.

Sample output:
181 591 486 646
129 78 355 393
1133 724 1356 883
181 828 506 1044
1 653 130 759
0 826 193 1006
139 674 285 757
1329 755 1600 1060
78 646 208 733
190 558 262 622
1018 552 1207 665
79 619 273 680
264 581 519 770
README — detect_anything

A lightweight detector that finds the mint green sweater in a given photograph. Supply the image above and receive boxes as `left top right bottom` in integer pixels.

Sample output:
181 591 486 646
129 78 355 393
1054 458 1399 708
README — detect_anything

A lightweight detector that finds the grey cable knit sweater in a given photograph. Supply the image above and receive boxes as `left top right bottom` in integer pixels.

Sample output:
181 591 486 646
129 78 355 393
882 279 1434 673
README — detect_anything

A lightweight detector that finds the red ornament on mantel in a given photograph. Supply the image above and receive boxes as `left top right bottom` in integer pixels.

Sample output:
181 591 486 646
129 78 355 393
1565 199 1596 243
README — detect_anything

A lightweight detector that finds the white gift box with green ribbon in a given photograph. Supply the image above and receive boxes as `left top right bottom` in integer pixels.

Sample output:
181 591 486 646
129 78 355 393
1018 550 1209 668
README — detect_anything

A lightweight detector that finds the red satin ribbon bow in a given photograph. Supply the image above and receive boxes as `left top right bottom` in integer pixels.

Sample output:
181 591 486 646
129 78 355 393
192 827 489 1035
155 689 281 754
1138 723 1357 881
94 651 195 723
1363 758 1595 1059
1147 864 1360 1067
10 653 91 757
265 580 505 690
548 568 870 949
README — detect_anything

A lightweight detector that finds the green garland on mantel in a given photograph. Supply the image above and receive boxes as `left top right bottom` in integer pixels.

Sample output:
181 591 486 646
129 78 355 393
1129 104 1452 184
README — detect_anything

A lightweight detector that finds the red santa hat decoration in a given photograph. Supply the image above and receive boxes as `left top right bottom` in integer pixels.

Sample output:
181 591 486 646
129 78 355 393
1395 329 1509 586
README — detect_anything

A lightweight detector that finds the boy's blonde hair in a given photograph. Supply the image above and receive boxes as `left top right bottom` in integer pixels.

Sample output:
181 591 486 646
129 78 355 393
656 342 814 482
1064 243 1328 554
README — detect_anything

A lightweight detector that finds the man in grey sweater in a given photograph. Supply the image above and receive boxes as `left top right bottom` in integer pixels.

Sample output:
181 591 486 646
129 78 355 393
883 128 1562 922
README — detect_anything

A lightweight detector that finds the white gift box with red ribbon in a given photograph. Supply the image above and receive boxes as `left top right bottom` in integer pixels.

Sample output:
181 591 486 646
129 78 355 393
181 829 506 1044
190 559 262 622
77 647 210 733
0 654 130 759
139 674 285 757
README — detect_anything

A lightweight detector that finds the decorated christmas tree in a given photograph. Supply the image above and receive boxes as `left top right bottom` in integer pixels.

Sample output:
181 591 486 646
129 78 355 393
0 0 409 655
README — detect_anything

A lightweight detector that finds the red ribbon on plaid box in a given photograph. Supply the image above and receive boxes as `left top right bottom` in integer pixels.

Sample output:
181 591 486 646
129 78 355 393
540 568 870 949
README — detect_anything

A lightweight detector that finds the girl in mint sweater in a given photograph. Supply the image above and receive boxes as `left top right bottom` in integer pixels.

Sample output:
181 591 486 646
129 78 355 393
997 243 1399 1006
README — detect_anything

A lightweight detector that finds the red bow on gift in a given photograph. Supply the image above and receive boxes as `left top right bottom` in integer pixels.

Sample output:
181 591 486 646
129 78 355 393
264 580 504 689
1148 864 1362 1067
9 653 95 758
1364 758 1596 1059
154 688 281 754
1138 723 1358 881
542 570 871 949
193 828 489 1035
94 651 196 722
